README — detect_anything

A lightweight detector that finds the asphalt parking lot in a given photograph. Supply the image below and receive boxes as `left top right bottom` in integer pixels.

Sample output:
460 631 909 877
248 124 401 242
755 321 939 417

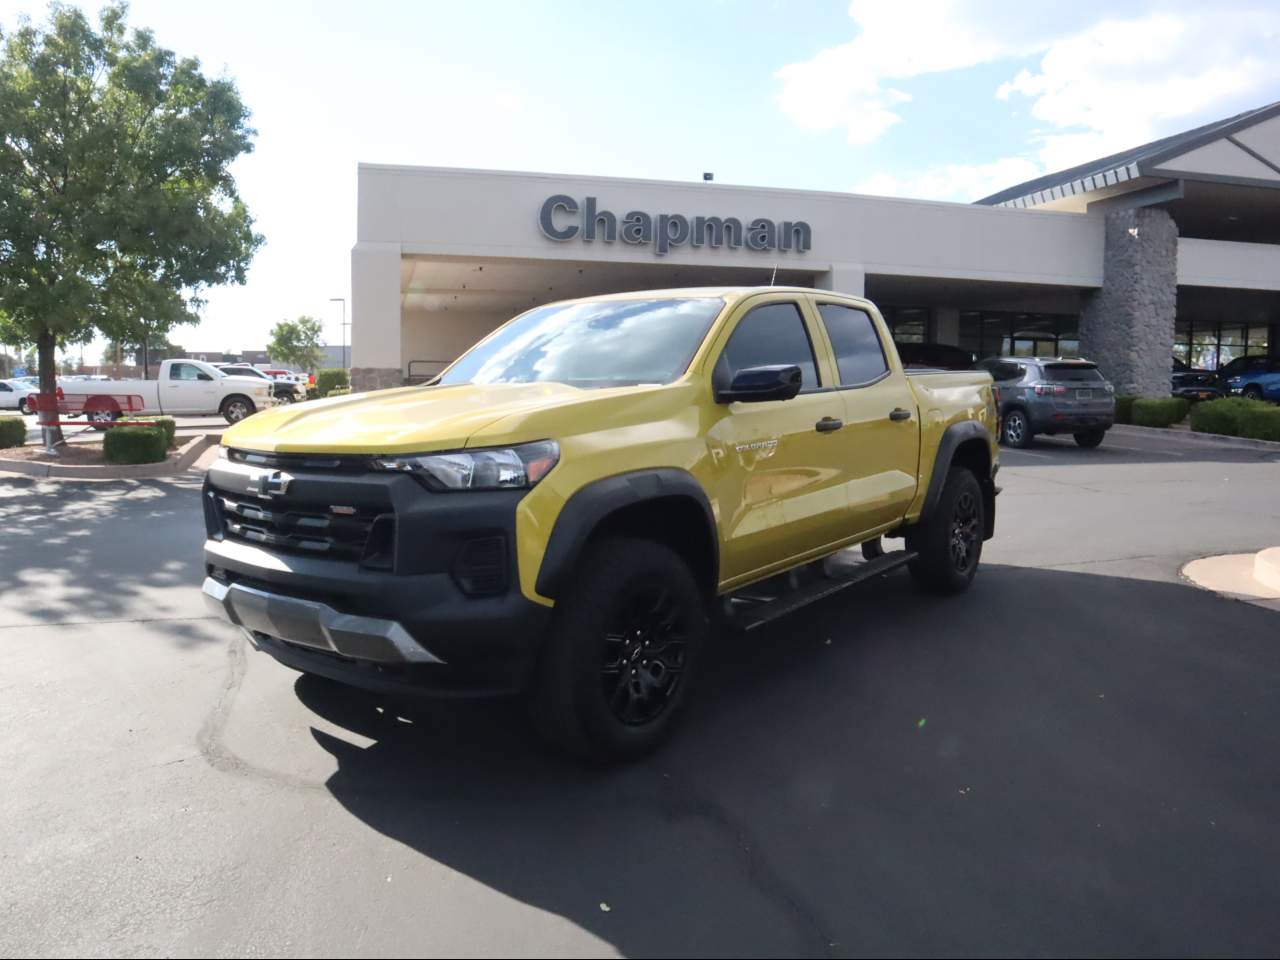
2 428 1279 958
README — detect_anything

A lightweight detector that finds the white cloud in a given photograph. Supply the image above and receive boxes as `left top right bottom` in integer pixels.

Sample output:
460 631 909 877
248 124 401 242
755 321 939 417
774 0 1044 145
854 156 1043 203
783 2 1280 201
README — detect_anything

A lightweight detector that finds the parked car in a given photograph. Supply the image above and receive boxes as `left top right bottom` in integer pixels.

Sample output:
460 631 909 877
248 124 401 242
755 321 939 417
202 286 1001 759
1170 355 1224 401
978 356 1116 448
1217 355 1280 402
0 378 35 414
896 342 977 371
217 364 306 404
56 359 274 424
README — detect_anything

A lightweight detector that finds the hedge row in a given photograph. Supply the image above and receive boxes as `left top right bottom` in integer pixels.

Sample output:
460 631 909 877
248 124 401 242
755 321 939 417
315 368 350 398
1131 397 1190 428
0 416 24 449
1190 397 1280 441
1114 395 1138 424
326 386 351 397
127 416 176 448
103 426 168 464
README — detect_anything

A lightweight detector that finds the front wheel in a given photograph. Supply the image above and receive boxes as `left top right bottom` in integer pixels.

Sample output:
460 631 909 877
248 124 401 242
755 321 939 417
531 537 708 762
1074 429 1106 448
1001 409 1032 448
906 466 985 596
17 398 29 415
221 395 255 424
1242 385 1264 401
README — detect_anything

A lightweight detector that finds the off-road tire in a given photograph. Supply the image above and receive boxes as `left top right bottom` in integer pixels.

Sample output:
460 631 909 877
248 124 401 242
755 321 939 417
905 466 985 596
531 537 708 762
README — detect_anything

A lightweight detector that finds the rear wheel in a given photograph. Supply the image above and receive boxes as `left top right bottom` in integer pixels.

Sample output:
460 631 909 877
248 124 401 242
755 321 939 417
906 466 985 596
17 398 29 415
221 395 254 424
1243 385 1264 401
531 537 708 762
1074 429 1105 448
1001 409 1032 448
85 398 121 430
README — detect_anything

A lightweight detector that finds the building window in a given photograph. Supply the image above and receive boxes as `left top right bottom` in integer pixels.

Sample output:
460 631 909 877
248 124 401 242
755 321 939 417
884 306 927 344
958 310 1080 359
1175 318 1271 370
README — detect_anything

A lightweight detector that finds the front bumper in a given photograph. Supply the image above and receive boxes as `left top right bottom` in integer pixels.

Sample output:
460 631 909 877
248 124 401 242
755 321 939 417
202 457 551 696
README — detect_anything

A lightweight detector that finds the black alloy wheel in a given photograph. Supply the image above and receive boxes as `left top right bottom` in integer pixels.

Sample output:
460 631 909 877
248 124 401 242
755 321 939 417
600 583 689 726
948 487 981 577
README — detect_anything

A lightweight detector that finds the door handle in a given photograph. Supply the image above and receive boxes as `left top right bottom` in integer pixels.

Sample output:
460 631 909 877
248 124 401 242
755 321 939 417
815 416 843 433
889 408 912 421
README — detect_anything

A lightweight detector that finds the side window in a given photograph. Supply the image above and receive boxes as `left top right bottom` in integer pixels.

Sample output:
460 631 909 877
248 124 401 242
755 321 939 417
718 302 820 390
169 363 199 381
816 303 888 386
0 383 11 392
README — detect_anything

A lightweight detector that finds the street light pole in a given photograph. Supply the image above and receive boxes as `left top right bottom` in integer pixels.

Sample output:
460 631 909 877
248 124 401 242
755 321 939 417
329 297 348 371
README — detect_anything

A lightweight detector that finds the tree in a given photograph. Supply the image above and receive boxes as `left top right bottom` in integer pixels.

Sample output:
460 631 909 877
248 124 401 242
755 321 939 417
268 315 325 372
0 3 262 442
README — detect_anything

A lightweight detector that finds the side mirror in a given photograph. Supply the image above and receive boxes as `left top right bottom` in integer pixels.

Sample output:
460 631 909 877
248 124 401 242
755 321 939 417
716 364 803 404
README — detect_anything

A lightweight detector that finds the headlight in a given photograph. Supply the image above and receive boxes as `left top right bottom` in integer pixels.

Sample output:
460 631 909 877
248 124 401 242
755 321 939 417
373 440 559 491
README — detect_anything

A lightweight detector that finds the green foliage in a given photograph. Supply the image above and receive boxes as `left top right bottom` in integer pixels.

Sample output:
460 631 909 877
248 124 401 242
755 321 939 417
128 415 176 447
0 2 262 423
1131 397 1188 428
1237 405 1280 442
103 425 167 464
1114 395 1138 424
1189 397 1268 436
326 386 351 397
268 316 325 372
0 416 24 448
315 368 349 398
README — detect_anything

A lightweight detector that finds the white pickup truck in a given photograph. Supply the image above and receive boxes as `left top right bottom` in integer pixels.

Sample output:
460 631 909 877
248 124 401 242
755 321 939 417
57 359 276 424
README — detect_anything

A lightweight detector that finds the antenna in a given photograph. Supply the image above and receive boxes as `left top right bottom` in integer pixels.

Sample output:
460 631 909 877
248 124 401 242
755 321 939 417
770 263 778 286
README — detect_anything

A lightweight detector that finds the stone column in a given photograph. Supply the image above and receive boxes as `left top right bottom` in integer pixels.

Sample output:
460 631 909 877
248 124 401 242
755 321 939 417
350 241 403 393
816 264 865 297
1079 207 1177 396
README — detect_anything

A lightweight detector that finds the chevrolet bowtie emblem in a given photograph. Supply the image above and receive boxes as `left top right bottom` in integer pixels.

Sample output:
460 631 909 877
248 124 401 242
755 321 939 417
257 470 293 498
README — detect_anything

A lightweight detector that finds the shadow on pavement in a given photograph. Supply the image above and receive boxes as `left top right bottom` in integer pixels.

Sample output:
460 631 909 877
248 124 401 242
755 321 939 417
0 475 209 629
293 563 1280 958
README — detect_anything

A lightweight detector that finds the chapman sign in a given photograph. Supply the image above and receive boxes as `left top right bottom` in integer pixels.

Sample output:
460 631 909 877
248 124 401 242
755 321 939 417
538 195 812 256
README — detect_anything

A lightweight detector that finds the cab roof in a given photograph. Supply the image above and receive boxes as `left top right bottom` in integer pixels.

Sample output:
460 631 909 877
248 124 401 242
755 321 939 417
542 286 869 309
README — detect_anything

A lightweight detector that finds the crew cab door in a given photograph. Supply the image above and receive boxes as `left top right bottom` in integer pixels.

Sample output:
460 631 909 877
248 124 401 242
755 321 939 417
706 295 856 585
810 298 920 535
164 361 218 414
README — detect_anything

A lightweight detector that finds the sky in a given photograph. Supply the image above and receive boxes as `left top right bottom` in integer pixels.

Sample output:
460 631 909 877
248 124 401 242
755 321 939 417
3 0 1280 360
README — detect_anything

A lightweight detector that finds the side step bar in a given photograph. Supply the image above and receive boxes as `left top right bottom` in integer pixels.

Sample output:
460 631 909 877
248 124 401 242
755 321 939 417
728 549 917 632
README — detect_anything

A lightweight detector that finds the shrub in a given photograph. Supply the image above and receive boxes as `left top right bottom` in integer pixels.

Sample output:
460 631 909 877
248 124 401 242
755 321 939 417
1190 397 1268 436
1237 404 1280 442
103 426 167 464
128 416 176 448
1114 395 1138 424
326 386 351 397
0 416 24 449
315 368 349 398
1131 397 1189 428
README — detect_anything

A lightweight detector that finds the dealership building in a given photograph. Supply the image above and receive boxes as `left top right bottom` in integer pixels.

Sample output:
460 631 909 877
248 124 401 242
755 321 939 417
350 101 1280 395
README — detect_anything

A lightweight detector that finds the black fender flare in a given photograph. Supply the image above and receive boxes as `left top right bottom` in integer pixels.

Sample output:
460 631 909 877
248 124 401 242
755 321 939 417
919 420 996 535
535 468 718 599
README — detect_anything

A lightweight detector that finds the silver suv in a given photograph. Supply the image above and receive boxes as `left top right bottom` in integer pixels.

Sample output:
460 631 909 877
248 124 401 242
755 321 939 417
979 357 1116 449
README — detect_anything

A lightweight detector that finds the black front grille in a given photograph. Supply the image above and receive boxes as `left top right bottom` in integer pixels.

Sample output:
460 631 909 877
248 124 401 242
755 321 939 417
227 448 371 473
219 492 388 563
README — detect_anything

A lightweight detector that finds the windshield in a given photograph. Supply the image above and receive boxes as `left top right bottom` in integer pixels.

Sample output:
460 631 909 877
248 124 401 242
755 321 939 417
438 297 725 388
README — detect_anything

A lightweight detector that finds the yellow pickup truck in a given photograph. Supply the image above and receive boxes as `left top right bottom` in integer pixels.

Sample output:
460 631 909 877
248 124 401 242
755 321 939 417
201 287 999 759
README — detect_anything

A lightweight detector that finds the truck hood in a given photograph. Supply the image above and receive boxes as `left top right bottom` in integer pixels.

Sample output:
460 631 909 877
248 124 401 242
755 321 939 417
222 381 616 454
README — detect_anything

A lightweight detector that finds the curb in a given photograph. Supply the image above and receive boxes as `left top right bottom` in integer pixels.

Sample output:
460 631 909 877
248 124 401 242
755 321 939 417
0 433 219 480
1110 423 1280 452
